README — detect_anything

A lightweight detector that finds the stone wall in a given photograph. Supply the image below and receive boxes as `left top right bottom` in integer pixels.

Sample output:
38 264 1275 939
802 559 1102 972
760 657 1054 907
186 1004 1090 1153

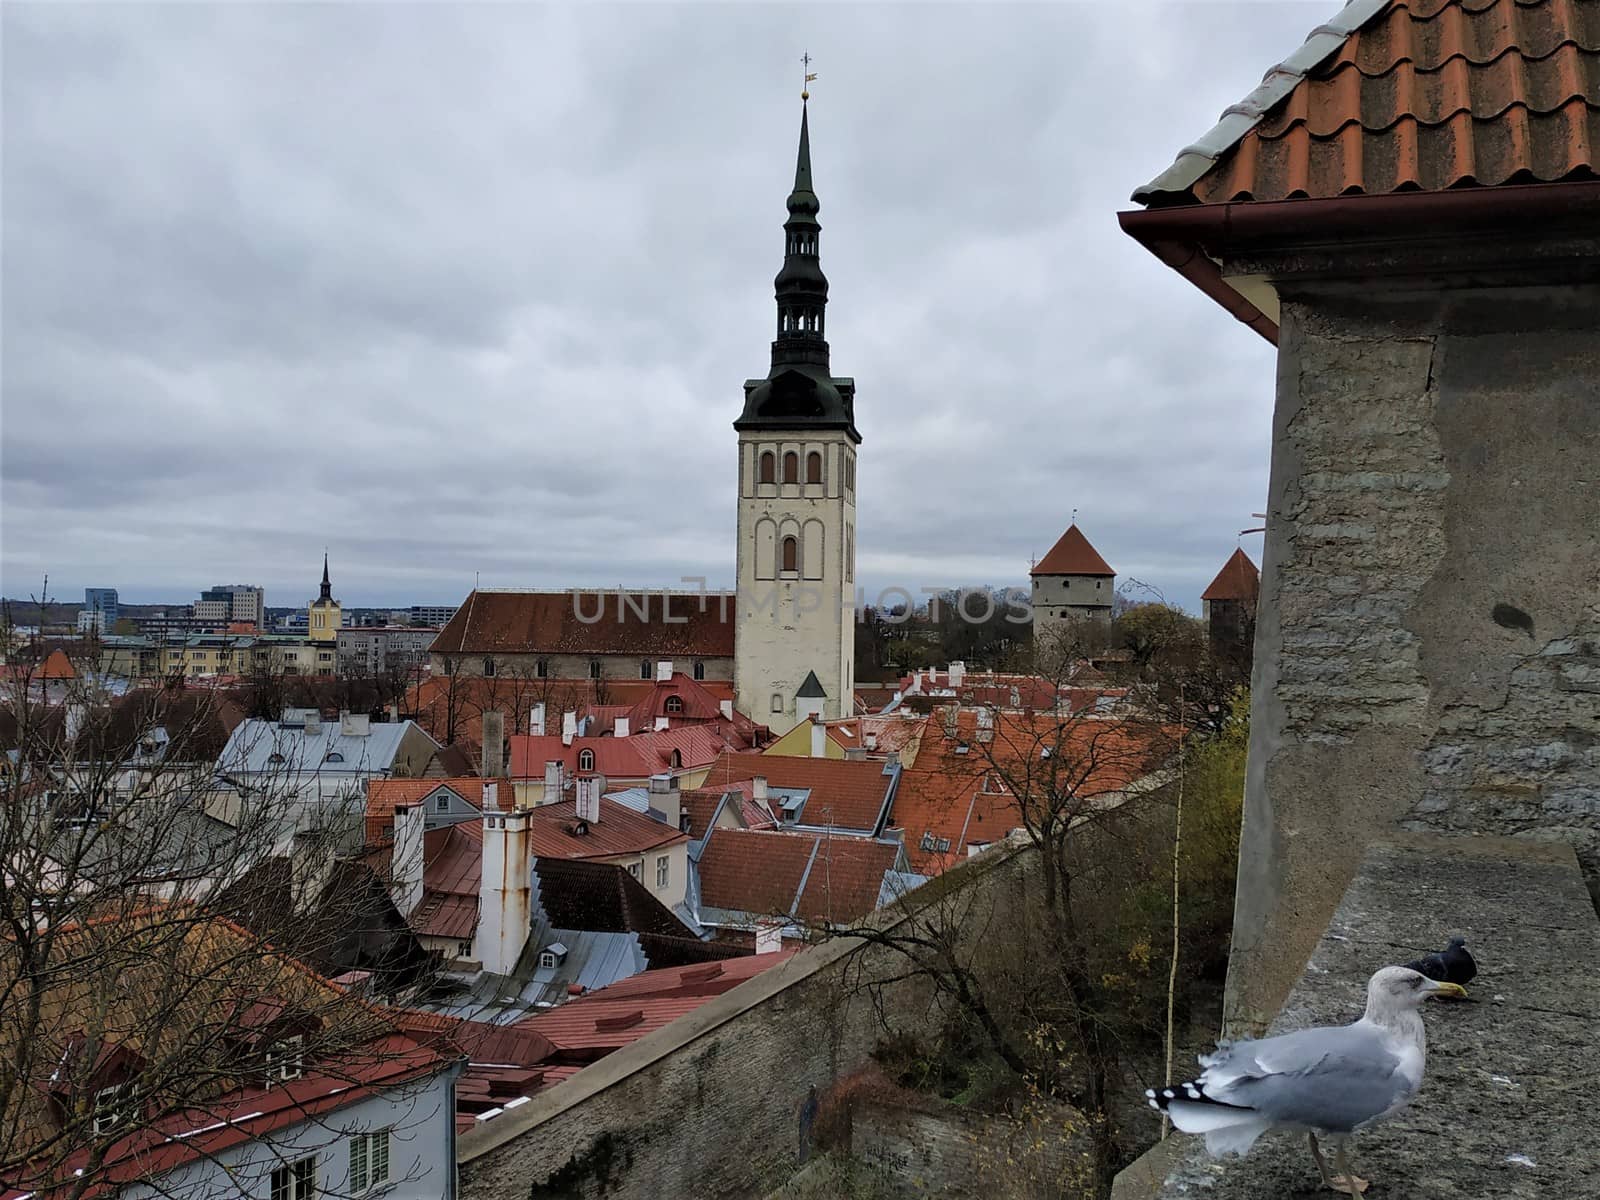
1229 280 1600 1034
456 840 1037 1200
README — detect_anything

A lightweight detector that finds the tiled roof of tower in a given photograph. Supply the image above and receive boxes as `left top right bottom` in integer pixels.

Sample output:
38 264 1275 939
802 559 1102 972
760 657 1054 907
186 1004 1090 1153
1134 0 1600 206
1201 548 1262 602
1030 524 1115 577
429 590 735 657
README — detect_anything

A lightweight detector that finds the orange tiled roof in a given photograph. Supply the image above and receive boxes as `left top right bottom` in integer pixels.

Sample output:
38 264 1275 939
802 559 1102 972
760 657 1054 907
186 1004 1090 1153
365 777 489 844
697 751 897 833
1031 524 1115 577
696 827 903 925
1149 0 1600 205
525 797 689 860
1201 548 1262 603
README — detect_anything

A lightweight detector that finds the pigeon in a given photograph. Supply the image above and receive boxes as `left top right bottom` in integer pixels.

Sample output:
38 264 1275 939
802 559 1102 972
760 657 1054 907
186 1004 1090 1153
1149 966 1467 1194
1403 935 1476 994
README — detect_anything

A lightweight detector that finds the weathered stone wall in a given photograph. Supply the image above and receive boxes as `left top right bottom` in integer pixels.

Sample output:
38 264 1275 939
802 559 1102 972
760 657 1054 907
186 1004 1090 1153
1229 280 1600 1034
457 841 1038 1200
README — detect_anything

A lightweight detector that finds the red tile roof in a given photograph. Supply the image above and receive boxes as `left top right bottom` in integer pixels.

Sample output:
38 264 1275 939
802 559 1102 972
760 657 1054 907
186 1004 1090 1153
508 724 739 781
429 590 735 658
1151 0 1600 206
365 777 489 844
1030 524 1115 577
517 952 792 1053
696 827 904 925
1201 548 1262 603
525 797 689 860
889 710 1173 874
678 781 779 840
698 751 897 833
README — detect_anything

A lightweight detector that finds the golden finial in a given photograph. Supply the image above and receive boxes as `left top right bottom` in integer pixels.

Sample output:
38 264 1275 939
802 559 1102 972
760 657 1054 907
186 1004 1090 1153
801 51 816 101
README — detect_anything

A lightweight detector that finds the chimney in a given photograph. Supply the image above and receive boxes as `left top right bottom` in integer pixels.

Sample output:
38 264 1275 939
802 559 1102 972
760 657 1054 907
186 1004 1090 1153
864 730 879 751
656 660 673 682
576 774 603 823
544 760 564 799
385 703 398 723
809 718 827 759
341 711 371 738
752 776 768 802
844 747 867 761
482 710 506 778
390 804 424 918
529 703 546 737
648 773 671 795
561 710 577 747
948 660 966 688
754 919 784 955
614 716 630 739
719 699 733 720
304 710 322 736
654 715 669 732
482 780 500 811
885 750 901 768
478 803 529 975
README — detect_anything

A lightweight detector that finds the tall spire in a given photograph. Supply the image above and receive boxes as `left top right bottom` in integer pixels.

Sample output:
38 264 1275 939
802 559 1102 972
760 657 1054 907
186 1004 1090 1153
319 552 332 602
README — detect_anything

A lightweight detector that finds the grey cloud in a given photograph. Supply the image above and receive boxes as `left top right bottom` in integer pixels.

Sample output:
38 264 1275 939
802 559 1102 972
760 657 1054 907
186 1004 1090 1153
2 2 1323 610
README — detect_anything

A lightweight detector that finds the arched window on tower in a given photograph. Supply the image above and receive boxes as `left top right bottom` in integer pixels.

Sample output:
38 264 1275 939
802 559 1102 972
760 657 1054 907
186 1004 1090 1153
806 451 823 484
759 452 776 484
783 452 799 484
781 535 799 574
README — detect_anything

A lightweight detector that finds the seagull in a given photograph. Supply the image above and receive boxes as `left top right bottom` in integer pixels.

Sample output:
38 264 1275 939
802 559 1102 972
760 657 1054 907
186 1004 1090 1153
1403 935 1477 993
1148 966 1467 1194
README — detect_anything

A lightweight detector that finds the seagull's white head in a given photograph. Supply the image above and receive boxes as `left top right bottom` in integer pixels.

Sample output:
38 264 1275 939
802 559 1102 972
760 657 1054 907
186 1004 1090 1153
1368 965 1468 1011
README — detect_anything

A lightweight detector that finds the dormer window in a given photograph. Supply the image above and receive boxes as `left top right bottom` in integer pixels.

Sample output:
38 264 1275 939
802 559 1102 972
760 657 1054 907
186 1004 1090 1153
578 749 595 771
435 794 450 813
665 696 684 714
267 752 285 765
323 751 344 763
669 750 683 769
266 1034 304 1083
92 1082 132 1136
538 942 569 970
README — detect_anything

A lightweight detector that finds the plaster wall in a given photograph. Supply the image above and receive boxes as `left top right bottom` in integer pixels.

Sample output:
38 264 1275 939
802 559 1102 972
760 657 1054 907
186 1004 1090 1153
1228 280 1600 1035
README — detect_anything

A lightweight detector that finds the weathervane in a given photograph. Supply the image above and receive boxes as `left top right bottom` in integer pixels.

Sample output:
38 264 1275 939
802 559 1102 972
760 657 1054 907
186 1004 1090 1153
802 52 816 101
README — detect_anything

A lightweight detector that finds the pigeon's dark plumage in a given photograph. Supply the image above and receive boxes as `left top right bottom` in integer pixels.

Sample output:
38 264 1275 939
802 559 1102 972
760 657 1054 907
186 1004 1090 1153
1403 936 1477 987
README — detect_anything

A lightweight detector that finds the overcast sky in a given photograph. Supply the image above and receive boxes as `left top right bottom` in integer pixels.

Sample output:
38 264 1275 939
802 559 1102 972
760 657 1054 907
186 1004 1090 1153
2 2 1330 614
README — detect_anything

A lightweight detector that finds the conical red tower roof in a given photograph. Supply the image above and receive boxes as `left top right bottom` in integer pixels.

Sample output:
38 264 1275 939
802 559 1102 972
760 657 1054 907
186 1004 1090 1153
1031 524 1114 577
1201 548 1260 602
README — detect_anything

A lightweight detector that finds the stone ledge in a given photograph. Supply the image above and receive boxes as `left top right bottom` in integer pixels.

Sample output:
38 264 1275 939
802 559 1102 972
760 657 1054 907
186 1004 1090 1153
1147 833 1600 1199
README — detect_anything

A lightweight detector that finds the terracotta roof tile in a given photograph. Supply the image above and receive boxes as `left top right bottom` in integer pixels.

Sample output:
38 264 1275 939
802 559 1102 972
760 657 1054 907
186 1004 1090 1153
1154 0 1600 205
365 777 489 844
1201 548 1262 603
700 751 897 833
525 798 688 860
695 827 903 925
429 590 735 658
1030 524 1115 577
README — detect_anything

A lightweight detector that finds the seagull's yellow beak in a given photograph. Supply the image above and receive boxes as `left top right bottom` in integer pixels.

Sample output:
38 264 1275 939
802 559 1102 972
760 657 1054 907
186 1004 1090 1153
1428 981 1469 1000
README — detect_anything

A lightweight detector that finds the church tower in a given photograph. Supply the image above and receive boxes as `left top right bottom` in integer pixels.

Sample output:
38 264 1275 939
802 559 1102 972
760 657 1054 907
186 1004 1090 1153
307 553 342 643
734 97 858 732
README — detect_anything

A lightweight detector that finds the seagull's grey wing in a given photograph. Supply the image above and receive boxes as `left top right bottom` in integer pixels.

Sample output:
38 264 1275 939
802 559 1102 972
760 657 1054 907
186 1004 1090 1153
1199 1025 1410 1133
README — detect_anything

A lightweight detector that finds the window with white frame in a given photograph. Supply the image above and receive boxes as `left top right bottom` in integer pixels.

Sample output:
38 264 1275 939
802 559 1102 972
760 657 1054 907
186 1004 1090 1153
92 1082 131 1136
435 793 450 812
265 1034 304 1082
271 1154 317 1200
578 749 595 771
655 854 669 889
627 861 640 878
457 940 473 959
349 1129 391 1195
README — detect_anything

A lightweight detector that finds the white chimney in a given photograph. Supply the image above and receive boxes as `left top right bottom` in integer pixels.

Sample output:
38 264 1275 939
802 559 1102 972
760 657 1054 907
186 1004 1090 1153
752 776 768 802
576 774 603 823
304 711 322 736
391 804 425 918
948 661 966 688
719 699 734 720
864 729 879 751
544 760 564 800
654 715 669 732
656 660 673 682
529 703 546 737
810 718 827 758
614 717 630 739
340 711 371 738
478 806 529 975
755 919 784 955
482 780 500 812
648 773 671 795
561 710 577 747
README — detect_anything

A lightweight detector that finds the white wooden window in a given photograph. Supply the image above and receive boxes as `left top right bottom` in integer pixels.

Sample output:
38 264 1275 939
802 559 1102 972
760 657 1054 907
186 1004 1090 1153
266 1034 304 1082
656 854 669 888
350 1129 391 1195
271 1155 317 1200
92 1082 130 1136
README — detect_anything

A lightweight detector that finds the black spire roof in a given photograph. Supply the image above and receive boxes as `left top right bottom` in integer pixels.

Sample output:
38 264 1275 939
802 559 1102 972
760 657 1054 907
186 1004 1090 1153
318 552 333 603
736 100 860 443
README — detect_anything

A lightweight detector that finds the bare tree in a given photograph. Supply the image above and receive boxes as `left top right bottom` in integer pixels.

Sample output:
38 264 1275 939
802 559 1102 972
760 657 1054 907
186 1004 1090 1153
1 621 449 1198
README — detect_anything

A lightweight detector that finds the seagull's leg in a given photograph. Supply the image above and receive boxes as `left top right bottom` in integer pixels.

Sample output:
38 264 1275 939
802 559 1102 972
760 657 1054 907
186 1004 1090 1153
1308 1133 1338 1191
1330 1137 1370 1195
